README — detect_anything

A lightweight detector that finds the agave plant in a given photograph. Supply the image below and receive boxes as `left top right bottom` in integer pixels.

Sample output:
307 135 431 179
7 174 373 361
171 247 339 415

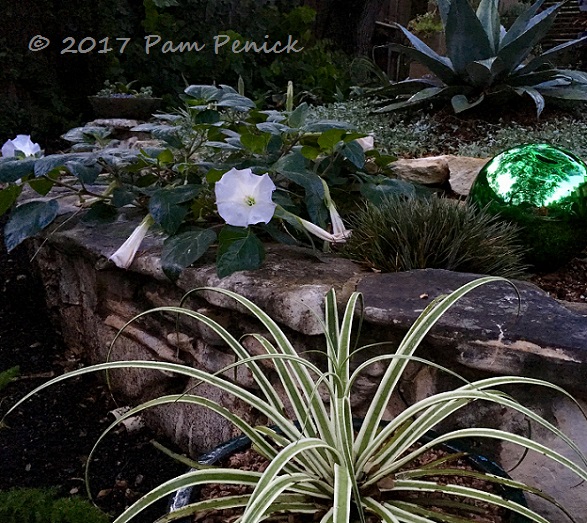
3 277 587 522
376 0 587 116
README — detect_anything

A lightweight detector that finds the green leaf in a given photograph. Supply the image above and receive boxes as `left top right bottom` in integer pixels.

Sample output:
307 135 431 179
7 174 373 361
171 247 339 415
445 0 493 74
195 109 221 124
157 149 175 164
301 120 354 133
389 29 458 85
161 228 217 280
300 146 321 160
216 226 265 278
111 188 136 208
340 141 365 169
451 93 486 113
0 157 36 183
28 177 54 196
217 93 256 110
240 131 271 155
65 160 102 184
148 185 201 234
317 129 346 151
81 202 118 224
476 0 500 53
274 152 327 226
360 179 416 205
4 199 59 252
184 84 222 101
498 2 560 72
514 87 545 117
500 0 546 49
0 366 19 392
288 102 310 128
0 185 22 216
34 153 91 177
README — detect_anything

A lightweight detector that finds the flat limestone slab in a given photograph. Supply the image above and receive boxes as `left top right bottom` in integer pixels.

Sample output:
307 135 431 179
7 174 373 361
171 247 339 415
358 269 587 392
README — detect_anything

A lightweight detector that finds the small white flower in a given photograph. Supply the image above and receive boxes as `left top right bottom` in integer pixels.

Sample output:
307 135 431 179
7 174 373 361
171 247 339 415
355 135 374 152
215 168 276 227
109 214 154 269
1 135 42 158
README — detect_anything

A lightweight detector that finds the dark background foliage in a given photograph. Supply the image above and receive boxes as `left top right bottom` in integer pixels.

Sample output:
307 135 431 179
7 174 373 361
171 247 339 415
0 0 363 151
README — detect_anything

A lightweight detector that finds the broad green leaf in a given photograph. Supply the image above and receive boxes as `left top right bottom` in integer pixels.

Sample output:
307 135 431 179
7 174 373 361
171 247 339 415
161 228 216 280
34 153 91 177
288 102 310 128
273 152 328 225
300 146 321 160
157 149 175 164
256 122 293 135
0 157 36 182
317 129 346 151
184 84 222 101
4 199 59 251
111 188 135 208
360 179 416 205
65 160 102 184
240 131 272 154
301 120 353 133
340 140 365 169
81 202 118 224
28 175 55 196
148 185 200 234
0 185 22 216
445 0 493 74
216 226 265 277
217 93 256 110
194 109 220 124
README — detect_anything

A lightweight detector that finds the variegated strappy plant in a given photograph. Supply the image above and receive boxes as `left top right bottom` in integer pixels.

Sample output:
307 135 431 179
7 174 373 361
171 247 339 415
3 277 587 522
374 0 587 116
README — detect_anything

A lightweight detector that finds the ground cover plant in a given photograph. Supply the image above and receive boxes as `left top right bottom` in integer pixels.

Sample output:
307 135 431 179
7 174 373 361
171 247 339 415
3 278 587 522
369 0 587 116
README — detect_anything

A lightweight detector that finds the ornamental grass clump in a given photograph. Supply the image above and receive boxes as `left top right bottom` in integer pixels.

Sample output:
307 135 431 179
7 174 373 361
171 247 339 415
4 278 587 522
343 195 528 277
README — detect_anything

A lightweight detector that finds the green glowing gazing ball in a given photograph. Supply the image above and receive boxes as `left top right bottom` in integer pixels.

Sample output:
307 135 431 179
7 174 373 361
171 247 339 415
468 143 587 271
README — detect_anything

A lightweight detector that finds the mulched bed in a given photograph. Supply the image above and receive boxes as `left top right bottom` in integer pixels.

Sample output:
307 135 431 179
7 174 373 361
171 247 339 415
0 231 185 522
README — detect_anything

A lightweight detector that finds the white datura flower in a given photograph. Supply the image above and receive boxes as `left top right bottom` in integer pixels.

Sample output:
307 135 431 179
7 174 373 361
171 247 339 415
109 214 154 269
285 179 351 245
215 168 277 227
355 135 374 152
1 135 42 158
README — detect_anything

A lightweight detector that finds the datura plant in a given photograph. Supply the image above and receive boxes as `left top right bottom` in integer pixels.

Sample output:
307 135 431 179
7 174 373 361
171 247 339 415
376 0 587 116
0 84 396 279
3 277 587 522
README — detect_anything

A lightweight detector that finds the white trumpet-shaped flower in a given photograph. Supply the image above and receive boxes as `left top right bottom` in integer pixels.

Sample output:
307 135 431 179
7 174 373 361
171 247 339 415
355 135 374 152
281 180 351 244
2 135 42 158
109 214 154 269
215 168 276 227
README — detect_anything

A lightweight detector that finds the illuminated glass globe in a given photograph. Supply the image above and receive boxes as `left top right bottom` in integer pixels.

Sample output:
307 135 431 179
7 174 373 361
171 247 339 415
468 143 587 271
